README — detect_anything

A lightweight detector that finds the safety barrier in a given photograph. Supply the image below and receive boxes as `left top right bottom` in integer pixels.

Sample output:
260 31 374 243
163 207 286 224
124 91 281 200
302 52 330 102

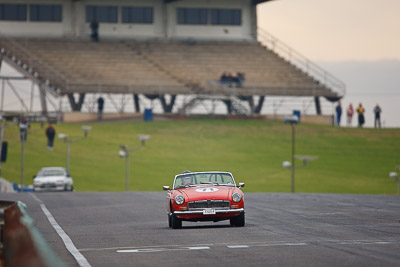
0 201 67 267
0 178 15 193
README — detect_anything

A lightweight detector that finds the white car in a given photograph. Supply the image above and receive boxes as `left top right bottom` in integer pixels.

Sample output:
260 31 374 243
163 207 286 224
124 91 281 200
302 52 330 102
33 167 74 192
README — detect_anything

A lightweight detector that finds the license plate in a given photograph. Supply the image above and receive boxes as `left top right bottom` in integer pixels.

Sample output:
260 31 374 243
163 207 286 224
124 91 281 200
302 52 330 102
203 208 216 215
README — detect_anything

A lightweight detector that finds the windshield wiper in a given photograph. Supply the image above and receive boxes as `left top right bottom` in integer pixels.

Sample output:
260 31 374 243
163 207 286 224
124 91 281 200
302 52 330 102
200 182 219 185
176 184 196 189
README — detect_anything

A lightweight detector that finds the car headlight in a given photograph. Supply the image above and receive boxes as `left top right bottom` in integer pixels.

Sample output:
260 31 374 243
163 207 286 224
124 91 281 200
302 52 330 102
232 192 242 203
174 195 185 205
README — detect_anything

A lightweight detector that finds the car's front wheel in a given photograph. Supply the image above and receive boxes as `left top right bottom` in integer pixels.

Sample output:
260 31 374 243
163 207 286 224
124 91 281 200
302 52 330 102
230 212 245 227
64 184 73 191
171 213 182 229
168 214 172 228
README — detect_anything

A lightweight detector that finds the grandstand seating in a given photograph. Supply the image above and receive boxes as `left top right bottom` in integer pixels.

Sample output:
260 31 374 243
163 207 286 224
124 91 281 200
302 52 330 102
0 37 340 99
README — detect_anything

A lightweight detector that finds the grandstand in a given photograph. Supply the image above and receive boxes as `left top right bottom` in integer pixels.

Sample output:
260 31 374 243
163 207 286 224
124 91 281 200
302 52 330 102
0 0 344 118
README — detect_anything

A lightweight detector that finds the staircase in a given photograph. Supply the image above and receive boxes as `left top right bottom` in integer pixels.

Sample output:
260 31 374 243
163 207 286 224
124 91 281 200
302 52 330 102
257 27 345 101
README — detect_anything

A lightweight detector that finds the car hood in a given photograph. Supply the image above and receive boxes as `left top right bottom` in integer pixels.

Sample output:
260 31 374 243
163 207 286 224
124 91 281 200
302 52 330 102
177 186 235 202
34 176 66 183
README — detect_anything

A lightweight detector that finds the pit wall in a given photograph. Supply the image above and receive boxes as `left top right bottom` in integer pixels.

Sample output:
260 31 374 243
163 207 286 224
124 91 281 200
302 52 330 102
1 201 67 267
63 111 333 125
0 178 15 193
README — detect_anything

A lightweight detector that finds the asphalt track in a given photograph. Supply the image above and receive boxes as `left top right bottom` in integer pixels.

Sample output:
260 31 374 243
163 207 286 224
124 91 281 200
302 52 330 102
2 192 400 267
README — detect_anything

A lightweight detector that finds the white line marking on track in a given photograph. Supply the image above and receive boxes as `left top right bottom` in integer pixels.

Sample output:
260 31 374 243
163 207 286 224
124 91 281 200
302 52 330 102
187 246 211 250
30 193 91 267
117 249 166 253
229 242 307 249
117 246 210 253
258 242 308 247
111 240 397 254
338 241 393 245
227 245 250 249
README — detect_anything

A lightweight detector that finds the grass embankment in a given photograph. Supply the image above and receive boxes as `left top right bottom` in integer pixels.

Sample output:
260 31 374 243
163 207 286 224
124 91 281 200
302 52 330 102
2 119 399 194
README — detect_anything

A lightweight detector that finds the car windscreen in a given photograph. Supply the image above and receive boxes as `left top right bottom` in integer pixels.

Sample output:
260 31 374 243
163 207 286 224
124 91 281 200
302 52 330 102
38 169 64 177
174 172 235 189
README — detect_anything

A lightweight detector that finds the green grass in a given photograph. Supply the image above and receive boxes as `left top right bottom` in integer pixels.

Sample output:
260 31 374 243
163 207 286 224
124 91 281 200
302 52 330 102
2 119 400 194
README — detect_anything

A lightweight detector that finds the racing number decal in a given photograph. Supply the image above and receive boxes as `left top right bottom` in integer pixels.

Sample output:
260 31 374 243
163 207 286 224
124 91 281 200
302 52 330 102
195 188 219 193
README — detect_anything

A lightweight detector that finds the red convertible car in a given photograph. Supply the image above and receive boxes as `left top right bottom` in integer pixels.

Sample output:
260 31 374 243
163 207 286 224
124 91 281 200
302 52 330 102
163 171 245 229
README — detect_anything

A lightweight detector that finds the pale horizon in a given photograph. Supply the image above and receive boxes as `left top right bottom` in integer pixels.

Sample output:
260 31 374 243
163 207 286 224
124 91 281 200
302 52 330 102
257 0 400 62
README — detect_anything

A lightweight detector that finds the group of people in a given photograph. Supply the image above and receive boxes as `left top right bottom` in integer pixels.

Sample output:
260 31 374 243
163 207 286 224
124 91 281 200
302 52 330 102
335 102 382 128
18 97 105 151
220 72 245 88
18 117 56 150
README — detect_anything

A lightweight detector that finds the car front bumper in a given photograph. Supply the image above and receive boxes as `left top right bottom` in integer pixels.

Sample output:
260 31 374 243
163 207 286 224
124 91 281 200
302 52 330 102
34 184 65 191
174 208 244 215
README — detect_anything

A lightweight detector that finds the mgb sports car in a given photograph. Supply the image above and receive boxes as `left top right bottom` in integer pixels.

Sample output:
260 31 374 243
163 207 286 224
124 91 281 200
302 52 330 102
163 171 245 229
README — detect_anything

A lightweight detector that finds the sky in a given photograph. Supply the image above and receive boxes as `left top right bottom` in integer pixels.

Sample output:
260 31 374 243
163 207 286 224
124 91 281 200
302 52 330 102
257 0 400 61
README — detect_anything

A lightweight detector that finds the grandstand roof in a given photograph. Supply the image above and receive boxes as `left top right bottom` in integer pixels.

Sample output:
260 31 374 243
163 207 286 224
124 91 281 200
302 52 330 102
164 0 274 3
252 0 275 4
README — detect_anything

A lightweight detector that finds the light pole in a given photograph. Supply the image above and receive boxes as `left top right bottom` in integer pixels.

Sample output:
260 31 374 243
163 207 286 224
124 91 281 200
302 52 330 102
0 119 4 176
389 166 400 195
18 117 30 192
119 134 150 191
284 115 299 193
58 126 92 173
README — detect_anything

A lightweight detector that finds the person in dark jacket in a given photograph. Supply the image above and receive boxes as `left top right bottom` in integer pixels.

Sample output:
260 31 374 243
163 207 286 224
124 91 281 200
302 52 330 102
45 124 56 150
97 97 104 120
19 116 30 142
373 104 382 128
335 101 342 126
90 19 99 42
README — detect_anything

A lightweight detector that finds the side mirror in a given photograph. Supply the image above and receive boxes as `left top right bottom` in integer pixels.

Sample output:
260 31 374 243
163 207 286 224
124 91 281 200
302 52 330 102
163 186 170 191
32 175 36 179
238 182 245 188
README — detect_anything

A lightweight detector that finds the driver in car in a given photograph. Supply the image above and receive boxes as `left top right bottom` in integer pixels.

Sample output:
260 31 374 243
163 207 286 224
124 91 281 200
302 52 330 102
183 176 192 185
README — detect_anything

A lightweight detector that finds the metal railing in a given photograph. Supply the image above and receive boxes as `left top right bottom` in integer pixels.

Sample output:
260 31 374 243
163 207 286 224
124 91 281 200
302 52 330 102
257 28 346 98
0 36 67 89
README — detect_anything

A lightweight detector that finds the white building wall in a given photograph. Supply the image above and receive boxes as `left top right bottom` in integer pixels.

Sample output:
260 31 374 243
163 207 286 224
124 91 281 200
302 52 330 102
0 0 71 37
0 0 257 40
167 0 256 41
74 0 165 39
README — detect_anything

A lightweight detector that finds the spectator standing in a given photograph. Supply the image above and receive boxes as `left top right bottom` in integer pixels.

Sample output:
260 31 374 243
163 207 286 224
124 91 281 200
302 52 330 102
373 104 382 128
90 19 99 42
233 72 245 88
45 124 56 150
335 101 342 126
227 73 233 87
346 103 354 126
97 97 104 120
237 72 245 87
19 117 29 142
356 103 365 127
220 72 228 85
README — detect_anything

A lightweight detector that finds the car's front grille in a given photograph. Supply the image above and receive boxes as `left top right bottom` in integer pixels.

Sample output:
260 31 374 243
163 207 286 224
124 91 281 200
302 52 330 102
40 183 57 188
188 200 230 209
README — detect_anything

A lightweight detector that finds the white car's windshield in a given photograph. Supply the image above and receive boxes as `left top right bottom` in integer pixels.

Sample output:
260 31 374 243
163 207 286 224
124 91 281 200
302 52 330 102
174 172 235 189
38 169 64 177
